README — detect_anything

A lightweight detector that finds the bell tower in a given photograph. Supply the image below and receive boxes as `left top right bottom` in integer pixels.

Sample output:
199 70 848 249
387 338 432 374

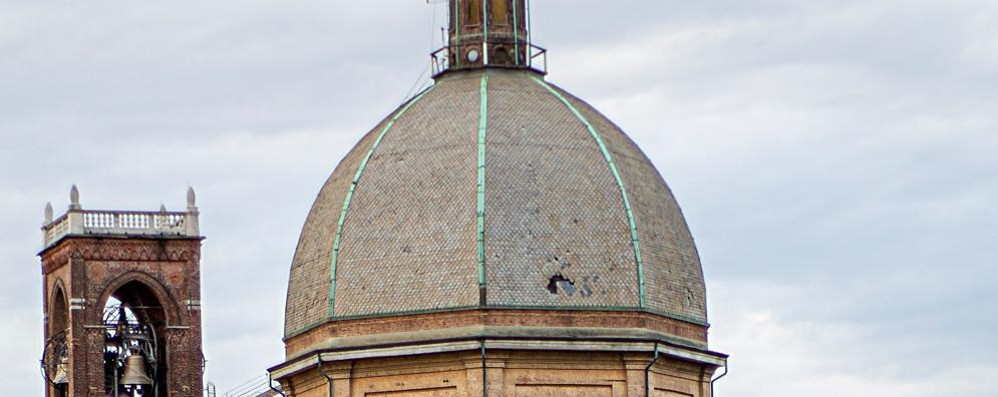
39 186 204 397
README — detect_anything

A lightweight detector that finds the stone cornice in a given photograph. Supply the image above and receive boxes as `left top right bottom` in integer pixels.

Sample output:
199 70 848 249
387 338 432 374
284 309 710 360
270 335 727 381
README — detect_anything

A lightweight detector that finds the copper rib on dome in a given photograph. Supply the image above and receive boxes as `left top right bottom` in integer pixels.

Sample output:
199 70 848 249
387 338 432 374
531 75 648 309
326 86 437 319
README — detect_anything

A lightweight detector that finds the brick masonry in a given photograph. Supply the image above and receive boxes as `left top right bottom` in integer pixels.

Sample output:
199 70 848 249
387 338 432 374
41 236 203 397
278 349 718 397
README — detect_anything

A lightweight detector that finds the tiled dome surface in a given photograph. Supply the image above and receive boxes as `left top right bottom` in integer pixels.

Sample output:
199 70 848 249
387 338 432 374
284 69 706 337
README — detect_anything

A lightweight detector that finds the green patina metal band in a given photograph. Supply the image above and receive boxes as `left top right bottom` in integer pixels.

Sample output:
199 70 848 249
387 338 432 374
531 76 647 308
477 73 490 296
327 87 436 319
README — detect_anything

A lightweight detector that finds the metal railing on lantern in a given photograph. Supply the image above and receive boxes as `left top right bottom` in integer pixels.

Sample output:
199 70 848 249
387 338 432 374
431 40 548 77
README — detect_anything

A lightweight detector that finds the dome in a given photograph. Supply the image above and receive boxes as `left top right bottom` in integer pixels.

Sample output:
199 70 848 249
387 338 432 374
283 69 707 340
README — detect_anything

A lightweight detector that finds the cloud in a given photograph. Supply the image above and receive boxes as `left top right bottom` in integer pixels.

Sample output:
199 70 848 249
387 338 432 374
711 280 998 397
2 0 996 395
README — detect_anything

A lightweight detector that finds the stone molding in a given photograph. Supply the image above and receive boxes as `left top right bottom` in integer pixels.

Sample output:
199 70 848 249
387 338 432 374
285 309 709 359
271 338 726 382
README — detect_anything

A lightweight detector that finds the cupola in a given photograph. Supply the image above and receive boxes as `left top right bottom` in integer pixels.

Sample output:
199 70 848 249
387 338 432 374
433 0 545 76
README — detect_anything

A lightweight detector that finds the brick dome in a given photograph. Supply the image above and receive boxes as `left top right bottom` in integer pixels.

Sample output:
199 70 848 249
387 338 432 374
283 69 707 340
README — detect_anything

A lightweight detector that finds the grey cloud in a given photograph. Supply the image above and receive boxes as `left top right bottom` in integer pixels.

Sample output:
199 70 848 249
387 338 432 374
2 1 996 395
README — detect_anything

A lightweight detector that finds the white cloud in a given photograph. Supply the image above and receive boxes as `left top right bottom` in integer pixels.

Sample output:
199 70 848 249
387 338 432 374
711 280 998 397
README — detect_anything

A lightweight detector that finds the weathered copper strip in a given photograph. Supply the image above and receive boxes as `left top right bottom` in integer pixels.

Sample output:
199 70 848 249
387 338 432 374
531 76 647 308
327 87 437 319
477 73 490 302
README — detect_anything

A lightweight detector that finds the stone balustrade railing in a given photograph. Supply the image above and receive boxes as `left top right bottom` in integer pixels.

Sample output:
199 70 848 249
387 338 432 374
42 209 200 248
41 186 201 249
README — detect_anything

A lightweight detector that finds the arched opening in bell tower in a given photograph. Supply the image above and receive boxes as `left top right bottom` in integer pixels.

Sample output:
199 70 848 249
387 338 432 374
49 286 68 336
102 280 168 397
45 286 69 397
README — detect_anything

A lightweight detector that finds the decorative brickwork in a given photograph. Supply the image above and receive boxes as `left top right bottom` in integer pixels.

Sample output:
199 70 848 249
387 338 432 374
41 235 204 397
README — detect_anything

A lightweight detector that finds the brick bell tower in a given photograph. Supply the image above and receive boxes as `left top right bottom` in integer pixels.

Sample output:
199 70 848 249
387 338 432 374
39 186 204 397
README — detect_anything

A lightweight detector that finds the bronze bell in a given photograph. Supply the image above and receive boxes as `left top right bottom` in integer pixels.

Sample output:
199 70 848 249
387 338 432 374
106 388 130 397
52 356 69 384
119 353 154 386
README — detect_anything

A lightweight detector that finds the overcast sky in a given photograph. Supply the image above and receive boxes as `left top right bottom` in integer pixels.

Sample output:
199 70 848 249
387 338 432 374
2 0 996 395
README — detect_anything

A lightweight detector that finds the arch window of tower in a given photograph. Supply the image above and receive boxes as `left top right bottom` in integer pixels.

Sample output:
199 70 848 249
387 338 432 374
49 285 68 335
47 285 70 397
102 280 168 397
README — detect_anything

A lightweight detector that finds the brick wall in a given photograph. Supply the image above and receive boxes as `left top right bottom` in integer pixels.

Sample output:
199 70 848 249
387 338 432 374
41 236 203 397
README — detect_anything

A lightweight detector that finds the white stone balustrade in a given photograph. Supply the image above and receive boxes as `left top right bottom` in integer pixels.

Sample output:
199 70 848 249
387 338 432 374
41 186 201 249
